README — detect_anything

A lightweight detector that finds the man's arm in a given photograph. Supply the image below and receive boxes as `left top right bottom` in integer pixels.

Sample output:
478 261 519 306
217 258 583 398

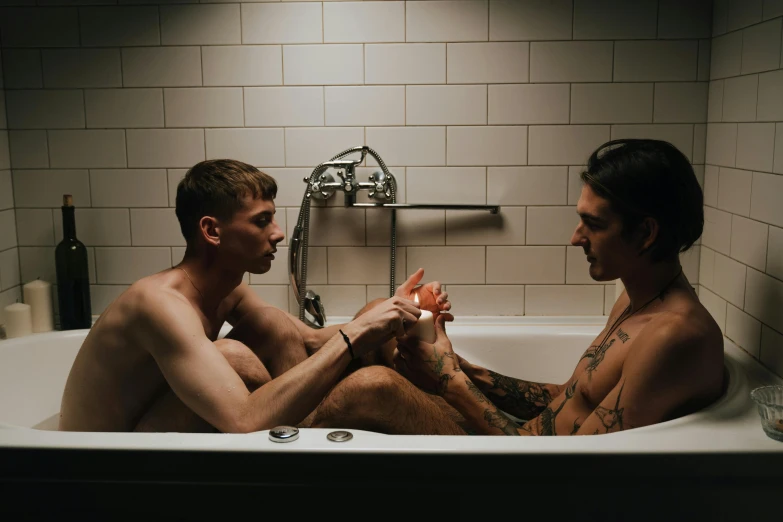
227 269 452 355
142 292 420 433
457 355 565 421
223 282 344 355
574 314 717 435
395 316 532 436
442 373 529 436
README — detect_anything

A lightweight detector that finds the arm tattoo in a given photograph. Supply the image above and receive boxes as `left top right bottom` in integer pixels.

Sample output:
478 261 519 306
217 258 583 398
427 347 447 375
426 348 458 394
445 351 462 372
465 378 522 435
522 380 578 436
592 381 629 433
617 328 630 343
436 374 454 395
465 380 487 403
570 418 581 435
484 370 558 420
483 409 521 436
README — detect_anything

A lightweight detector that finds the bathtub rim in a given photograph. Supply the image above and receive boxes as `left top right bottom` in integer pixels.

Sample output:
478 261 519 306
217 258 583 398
0 315 781 456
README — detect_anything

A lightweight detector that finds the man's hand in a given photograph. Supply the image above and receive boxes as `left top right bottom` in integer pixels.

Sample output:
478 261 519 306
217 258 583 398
394 268 451 318
346 296 421 358
394 313 460 396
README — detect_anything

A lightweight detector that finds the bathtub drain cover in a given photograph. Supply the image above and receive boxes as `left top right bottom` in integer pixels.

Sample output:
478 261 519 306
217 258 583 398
326 430 353 442
269 425 300 443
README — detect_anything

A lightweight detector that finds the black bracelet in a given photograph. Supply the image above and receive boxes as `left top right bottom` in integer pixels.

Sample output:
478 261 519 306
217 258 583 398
339 329 355 359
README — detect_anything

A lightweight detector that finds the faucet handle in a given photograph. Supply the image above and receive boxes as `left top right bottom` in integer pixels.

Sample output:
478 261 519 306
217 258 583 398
368 170 393 201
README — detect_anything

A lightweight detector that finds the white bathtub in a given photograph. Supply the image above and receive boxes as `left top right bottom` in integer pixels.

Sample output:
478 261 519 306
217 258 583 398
1 316 782 517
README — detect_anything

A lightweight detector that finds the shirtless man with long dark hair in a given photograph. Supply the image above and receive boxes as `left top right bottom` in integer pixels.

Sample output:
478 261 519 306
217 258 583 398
377 139 725 436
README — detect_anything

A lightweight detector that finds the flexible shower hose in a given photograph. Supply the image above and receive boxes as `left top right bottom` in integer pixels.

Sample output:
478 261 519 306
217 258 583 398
294 146 398 323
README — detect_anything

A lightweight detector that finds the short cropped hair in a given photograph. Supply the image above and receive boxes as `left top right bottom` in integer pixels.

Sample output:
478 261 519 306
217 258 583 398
581 139 703 262
175 159 277 242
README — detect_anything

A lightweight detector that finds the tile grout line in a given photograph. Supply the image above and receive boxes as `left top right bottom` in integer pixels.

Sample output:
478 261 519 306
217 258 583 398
8 8 780 305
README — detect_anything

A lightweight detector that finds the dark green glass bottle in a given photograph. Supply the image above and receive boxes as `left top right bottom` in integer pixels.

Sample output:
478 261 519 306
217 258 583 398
55 194 92 330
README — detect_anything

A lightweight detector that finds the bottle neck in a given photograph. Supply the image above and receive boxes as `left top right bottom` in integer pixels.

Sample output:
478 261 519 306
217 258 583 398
62 206 77 240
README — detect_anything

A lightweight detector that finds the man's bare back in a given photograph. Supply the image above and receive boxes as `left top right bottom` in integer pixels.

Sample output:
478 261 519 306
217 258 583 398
59 270 239 431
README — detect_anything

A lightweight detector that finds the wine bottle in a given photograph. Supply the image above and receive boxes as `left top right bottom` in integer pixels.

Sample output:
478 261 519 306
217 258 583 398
55 194 92 330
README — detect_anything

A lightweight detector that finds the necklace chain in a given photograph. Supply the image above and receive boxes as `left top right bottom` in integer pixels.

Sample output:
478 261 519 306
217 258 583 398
597 267 684 349
176 266 205 302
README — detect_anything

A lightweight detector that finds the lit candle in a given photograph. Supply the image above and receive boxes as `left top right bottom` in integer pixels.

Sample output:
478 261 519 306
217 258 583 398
23 280 54 333
4 303 33 339
409 293 436 343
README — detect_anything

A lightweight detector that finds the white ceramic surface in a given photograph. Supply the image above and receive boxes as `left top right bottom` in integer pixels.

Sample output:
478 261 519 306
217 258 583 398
1 316 782 455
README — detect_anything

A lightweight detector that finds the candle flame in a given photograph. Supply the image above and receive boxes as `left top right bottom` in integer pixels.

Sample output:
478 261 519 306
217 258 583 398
413 292 419 305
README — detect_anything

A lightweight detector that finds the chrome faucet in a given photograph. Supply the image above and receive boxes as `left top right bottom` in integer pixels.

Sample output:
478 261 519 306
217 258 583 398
290 146 500 328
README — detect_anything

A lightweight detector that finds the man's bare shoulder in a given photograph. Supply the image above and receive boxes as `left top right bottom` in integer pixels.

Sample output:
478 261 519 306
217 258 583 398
108 274 189 318
98 275 206 351
633 306 723 371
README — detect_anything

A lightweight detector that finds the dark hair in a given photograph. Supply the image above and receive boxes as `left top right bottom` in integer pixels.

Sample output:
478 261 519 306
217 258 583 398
581 139 703 262
175 159 277 243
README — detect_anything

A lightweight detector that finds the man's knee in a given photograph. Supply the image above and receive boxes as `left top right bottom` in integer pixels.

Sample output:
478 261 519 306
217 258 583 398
215 339 272 392
318 366 406 416
226 307 308 376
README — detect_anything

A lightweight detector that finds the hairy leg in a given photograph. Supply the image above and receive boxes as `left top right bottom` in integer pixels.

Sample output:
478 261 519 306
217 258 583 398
311 366 466 435
349 299 467 427
226 306 309 378
134 339 272 433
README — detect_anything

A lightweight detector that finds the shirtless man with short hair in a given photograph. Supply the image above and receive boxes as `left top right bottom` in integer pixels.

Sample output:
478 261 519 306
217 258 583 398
375 139 725 436
59 159 461 434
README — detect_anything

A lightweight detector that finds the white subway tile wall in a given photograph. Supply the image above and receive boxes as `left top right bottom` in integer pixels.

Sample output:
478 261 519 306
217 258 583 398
1 1 781 377
42 49 122 89
570 83 654 124
698 1 783 376
727 0 764 32
611 124 695 162
740 18 783 74
163 88 244 128
3 50 43 90
9 130 48 169
202 46 282 87
698 40 713 82
159 5 240 46
0 58 13 321
757 70 783 121
85 89 164 129
79 7 160 47
722 74 759 121
205 128 285 167
717 167 753 216
714 0 730 38
707 80 724 121
614 41 699 82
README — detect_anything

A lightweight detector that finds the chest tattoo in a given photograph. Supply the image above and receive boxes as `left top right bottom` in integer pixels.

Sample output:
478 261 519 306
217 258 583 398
592 381 629 433
580 338 616 381
522 380 578 436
